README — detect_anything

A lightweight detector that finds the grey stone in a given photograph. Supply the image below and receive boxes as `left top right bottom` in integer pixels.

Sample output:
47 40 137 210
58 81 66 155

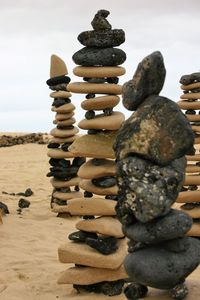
124 237 200 290
122 51 166 111
73 47 126 66
180 72 200 85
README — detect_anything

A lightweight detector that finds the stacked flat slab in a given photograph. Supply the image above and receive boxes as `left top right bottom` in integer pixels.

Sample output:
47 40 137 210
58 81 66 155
177 72 200 237
46 55 85 212
56 10 129 296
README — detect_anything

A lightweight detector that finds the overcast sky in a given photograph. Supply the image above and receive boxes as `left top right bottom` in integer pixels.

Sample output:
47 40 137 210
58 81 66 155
0 0 200 132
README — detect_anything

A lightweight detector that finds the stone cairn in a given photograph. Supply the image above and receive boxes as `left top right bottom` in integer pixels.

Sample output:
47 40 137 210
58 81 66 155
56 10 128 296
46 55 85 212
177 72 200 237
113 52 200 300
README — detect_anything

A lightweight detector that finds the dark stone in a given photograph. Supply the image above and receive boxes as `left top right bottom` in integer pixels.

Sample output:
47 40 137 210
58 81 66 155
72 157 86 167
86 93 95 99
85 110 95 120
61 143 71 152
188 184 198 191
52 98 71 107
53 199 67 206
16 208 22 215
18 198 30 209
87 129 103 134
47 143 60 148
0 201 9 214
57 125 74 130
57 187 71 193
49 158 70 168
46 75 71 87
103 108 113 116
49 83 68 91
114 95 194 165
107 77 119 84
181 202 200 210
83 77 106 83
68 230 98 243
124 237 200 290
116 156 186 223
91 9 112 31
84 191 93 198
91 158 107 166
73 47 126 67
180 186 188 192
185 109 196 115
123 209 192 244
85 236 118 255
83 215 95 220
163 237 190 253
179 72 200 85
122 51 166 111
16 188 33 197
169 282 188 300
74 185 80 191
47 165 79 180
124 283 148 300
105 195 118 201
127 239 147 253
78 29 125 48
92 176 117 188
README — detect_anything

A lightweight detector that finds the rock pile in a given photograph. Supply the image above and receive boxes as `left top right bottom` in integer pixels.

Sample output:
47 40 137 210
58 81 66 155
177 72 200 237
0 133 48 147
114 52 200 299
46 55 85 210
55 10 128 296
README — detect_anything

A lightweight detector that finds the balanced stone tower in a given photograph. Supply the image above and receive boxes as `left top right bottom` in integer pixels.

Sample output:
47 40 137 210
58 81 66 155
46 55 85 212
177 72 200 237
114 52 200 300
56 10 128 296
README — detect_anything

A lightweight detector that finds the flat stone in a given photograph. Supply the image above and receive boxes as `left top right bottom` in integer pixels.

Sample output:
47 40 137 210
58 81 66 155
73 66 126 78
79 112 125 130
123 209 192 244
185 114 200 122
73 47 126 67
78 158 116 179
79 179 118 195
49 135 77 144
181 206 200 219
181 93 200 100
52 198 117 215
50 54 68 78
181 82 200 91
178 100 200 110
58 238 127 269
58 264 127 285
68 82 122 95
76 216 124 238
56 118 76 126
78 29 125 48
50 127 78 138
186 165 200 173
114 95 194 165
186 154 200 161
51 103 75 113
81 95 120 111
92 176 117 188
69 132 117 159
116 156 186 224
53 191 82 201
50 91 71 98
47 149 75 159
55 111 75 121
122 51 166 111
124 237 200 290
186 222 200 236
50 177 80 188
184 175 200 185
176 190 200 203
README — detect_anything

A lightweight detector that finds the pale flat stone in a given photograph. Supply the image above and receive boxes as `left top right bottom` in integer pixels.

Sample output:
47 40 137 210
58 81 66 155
50 54 68 78
81 95 120 111
56 118 76 127
178 100 200 110
51 103 75 113
52 198 117 216
69 132 116 159
76 216 124 238
47 149 75 159
53 191 82 201
50 91 71 98
186 165 200 173
186 222 200 237
68 82 122 95
181 93 200 100
50 127 78 138
58 264 127 285
177 191 200 203
181 82 200 90
181 206 200 219
184 175 200 186
78 158 116 179
49 135 77 144
50 177 80 188
56 112 75 121
79 112 125 130
58 238 127 269
80 179 118 195
73 66 126 78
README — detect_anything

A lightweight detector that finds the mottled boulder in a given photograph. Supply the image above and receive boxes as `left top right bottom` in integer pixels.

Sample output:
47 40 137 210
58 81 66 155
114 95 194 165
116 156 186 223
73 47 126 66
91 9 112 31
78 29 125 48
124 237 200 290
123 209 192 243
122 51 166 111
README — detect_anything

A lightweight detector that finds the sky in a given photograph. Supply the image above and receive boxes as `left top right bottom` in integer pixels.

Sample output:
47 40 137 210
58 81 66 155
0 0 200 132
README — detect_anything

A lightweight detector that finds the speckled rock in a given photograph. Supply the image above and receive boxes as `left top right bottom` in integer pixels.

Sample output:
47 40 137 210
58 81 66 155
91 9 112 31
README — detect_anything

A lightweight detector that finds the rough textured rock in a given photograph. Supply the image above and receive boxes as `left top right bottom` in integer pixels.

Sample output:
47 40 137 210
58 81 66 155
122 51 166 111
91 9 112 31
0 133 48 147
180 72 200 85
85 236 118 255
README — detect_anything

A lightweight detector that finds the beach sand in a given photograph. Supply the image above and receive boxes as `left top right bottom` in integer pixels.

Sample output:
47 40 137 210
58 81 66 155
0 142 200 300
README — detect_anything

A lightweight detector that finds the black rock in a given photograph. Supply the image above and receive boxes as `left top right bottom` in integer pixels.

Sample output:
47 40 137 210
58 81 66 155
49 83 68 91
114 95 194 165
73 47 126 67
78 29 125 48
57 125 74 130
61 143 71 152
169 282 188 300
18 198 30 209
46 75 71 87
105 195 118 201
47 143 60 148
123 209 193 244
17 188 34 197
103 108 113 116
92 176 117 188
48 165 79 180
116 156 186 223
124 283 148 300
49 158 70 168
87 129 103 134
84 191 93 198
85 236 118 255
72 157 86 167
181 202 200 210
85 110 95 120
68 230 98 243
188 184 198 191
163 237 190 253
179 72 200 85
74 185 80 191
91 9 112 31
52 98 71 107
83 77 106 83
107 77 119 84
122 51 166 111
124 237 200 290
0 201 9 214
86 93 95 99
185 109 196 115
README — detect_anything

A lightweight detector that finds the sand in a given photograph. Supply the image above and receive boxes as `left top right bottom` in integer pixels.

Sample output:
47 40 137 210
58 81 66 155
0 141 200 300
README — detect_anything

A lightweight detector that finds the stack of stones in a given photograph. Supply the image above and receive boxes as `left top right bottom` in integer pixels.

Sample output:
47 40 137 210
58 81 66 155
55 10 129 296
46 55 85 211
177 72 200 237
114 52 200 300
